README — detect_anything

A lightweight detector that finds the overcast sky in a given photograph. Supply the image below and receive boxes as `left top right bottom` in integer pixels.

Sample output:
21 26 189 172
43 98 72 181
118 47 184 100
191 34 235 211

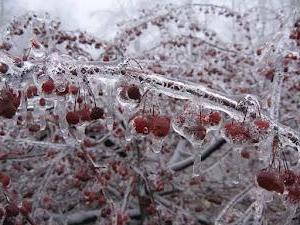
1 0 293 40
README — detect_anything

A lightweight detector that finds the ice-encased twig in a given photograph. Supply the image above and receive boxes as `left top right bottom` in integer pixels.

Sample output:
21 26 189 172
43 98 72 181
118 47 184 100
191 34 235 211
215 185 254 225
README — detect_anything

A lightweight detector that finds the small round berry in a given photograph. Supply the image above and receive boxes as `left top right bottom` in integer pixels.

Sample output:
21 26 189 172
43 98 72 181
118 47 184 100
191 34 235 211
77 96 83 104
19 200 32 215
127 85 141 101
66 111 80 125
90 107 104 120
280 170 297 186
28 124 41 132
209 111 221 125
42 79 55 94
187 124 206 140
224 122 251 142
133 116 150 134
0 172 10 187
0 62 9 74
0 103 17 119
5 203 19 217
69 85 79 95
39 98 46 106
80 105 91 121
254 119 270 131
151 116 170 137
256 169 284 194
287 185 300 204
26 85 38 98
240 149 250 159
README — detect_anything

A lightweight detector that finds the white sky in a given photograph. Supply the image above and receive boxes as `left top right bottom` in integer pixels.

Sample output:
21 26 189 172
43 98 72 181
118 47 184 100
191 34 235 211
2 0 174 40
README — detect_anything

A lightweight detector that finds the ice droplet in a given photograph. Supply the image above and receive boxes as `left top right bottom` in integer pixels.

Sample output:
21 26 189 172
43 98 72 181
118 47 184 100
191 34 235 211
192 152 202 177
150 138 164 154
125 128 132 142
106 117 114 131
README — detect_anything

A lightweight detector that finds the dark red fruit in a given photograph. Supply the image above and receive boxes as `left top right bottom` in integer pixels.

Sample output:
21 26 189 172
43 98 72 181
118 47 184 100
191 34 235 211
66 111 80 125
186 124 206 140
127 85 141 101
42 79 55 94
19 200 32 215
90 107 104 120
0 62 9 74
256 169 284 194
80 105 91 121
39 98 46 106
0 88 21 118
254 119 270 131
0 172 10 187
133 116 150 134
5 203 19 217
224 122 251 142
280 170 297 186
287 185 300 204
240 149 250 159
26 85 38 98
28 124 41 132
151 116 170 137
69 85 79 95
209 111 221 125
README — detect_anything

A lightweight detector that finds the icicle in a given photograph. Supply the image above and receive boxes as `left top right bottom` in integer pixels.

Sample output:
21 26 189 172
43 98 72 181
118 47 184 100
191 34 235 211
150 138 164 154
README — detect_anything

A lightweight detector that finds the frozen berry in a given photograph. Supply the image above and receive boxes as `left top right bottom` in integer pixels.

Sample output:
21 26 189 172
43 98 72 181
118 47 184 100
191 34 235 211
39 98 46 106
127 85 141 101
209 112 221 125
69 85 79 95
5 203 19 217
133 116 150 134
90 107 104 120
0 172 10 187
19 200 32 215
66 111 80 125
256 169 284 194
42 79 55 94
0 62 9 74
254 119 270 131
80 105 91 121
151 116 170 137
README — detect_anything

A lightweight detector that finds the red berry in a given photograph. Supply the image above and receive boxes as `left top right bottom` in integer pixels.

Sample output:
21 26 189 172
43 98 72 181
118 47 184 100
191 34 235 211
256 169 284 194
224 122 251 142
240 149 250 159
69 85 79 95
127 85 141 101
151 116 170 137
26 85 38 98
90 107 104 120
0 172 10 187
0 62 9 74
75 169 90 182
0 103 17 118
28 124 40 132
39 98 46 106
79 105 91 121
133 116 150 134
42 79 55 94
19 200 32 215
103 55 110 62
186 124 207 140
209 111 221 125
280 170 297 186
66 111 80 125
77 96 83 104
5 203 19 217
254 119 270 131
287 185 300 204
